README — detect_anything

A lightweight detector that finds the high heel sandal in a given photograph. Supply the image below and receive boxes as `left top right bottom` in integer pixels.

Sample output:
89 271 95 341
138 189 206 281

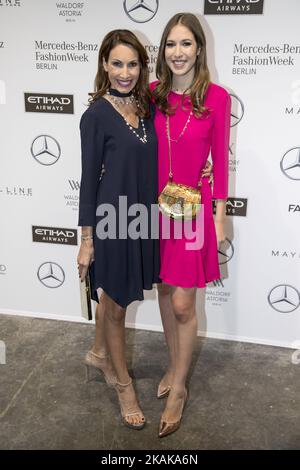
157 381 171 399
158 388 188 438
115 378 146 430
84 350 117 387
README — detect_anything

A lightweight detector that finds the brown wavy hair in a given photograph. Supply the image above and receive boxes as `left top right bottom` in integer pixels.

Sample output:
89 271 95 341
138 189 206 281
152 13 210 117
89 29 150 118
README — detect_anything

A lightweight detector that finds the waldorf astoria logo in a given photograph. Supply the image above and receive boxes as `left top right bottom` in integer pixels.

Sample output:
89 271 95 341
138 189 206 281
213 197 247 216
204 0 264 15
32 226 78 245
24 93 74 114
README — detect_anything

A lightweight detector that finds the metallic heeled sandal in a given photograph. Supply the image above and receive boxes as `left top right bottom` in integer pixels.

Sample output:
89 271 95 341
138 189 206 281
115 378 146 430
84 350 117 386
157 382 171 399
158 389 188 438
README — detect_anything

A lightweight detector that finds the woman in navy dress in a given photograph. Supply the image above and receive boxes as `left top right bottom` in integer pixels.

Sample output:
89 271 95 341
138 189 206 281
77 30 160 429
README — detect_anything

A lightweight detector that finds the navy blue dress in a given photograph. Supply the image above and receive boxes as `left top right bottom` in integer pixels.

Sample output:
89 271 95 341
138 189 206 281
78 98 160 308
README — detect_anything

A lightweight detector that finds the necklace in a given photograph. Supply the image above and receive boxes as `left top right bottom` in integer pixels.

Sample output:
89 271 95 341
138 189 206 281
106 89 135 106
105 92 147 144
166 110 193 144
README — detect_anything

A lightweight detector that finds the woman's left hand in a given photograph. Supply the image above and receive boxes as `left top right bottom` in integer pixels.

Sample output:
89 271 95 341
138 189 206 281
215 220 226 245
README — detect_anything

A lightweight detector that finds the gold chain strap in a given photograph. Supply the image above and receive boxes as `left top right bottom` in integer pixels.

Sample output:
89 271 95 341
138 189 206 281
166 114 202 188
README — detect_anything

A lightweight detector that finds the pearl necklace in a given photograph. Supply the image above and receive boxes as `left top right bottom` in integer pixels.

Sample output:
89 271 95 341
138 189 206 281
106 94 148 144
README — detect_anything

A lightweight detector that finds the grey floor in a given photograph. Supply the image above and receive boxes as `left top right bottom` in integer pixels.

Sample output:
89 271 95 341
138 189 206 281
0 314 299 450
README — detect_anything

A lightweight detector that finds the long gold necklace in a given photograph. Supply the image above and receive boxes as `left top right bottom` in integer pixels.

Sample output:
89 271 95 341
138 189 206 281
166 110 193 144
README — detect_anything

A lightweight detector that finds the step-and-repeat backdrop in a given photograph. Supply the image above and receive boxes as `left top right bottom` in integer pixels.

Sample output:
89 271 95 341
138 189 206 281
0 0 299 348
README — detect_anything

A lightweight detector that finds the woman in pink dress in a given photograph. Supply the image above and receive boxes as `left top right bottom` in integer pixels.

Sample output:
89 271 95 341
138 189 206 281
150 13 231 437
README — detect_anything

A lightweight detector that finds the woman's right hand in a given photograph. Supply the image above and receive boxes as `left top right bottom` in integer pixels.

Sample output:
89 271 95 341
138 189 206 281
77 240 94 281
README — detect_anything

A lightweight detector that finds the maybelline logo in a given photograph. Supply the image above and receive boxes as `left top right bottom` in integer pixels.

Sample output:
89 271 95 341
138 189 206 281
32 226 78 246
286 106 300 115
218 238 234 265
25 93 74 114
272 250 300 260
204 0 264 15
0 186 32 196
0 0 21 6
37 262 65 288
230 94 244 127
0 264 7 275
268 285 300 313
123 0 159 23
289 204 300 213
213 197 247 216
280 147 300 181
31 135 61 166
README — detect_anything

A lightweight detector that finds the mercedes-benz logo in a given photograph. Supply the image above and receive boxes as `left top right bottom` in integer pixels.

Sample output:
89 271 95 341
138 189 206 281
37 262 65 288
280 147 300 181
268 284 300 313
31 135 61 166
218 238 234 265
230 94 244 127
123 0 159 23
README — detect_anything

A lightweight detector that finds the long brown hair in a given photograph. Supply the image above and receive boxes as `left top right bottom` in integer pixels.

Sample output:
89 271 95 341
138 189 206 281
153 13 210 117
89 29 151 118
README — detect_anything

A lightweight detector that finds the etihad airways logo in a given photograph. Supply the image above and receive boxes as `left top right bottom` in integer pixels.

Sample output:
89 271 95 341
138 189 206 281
25 93 74 114
32 226 78 245
204 0 264 15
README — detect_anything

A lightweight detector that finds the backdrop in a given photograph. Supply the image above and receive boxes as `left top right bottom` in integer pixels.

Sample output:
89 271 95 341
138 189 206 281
0 0 299 348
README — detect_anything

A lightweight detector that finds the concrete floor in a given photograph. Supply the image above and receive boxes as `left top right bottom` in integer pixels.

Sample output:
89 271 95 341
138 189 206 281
0 314 299 450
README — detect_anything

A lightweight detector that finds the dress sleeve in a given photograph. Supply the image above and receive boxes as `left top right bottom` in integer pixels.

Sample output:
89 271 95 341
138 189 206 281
78 109 104 227
211 92 231 199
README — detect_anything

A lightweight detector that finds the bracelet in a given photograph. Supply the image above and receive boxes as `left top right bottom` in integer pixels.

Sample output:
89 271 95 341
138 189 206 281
81 235 93 241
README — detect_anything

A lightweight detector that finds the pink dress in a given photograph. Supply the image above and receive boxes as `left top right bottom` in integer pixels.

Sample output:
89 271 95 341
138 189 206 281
150 81 231 288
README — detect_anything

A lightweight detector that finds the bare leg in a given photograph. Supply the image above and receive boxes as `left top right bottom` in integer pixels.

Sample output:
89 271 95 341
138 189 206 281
160 287 197 428
92 297 108 355
103 293 145 427
157 283 177 395
85 297 117 386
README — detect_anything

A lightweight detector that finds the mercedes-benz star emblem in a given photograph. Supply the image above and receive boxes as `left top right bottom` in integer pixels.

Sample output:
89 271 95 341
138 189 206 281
123 0 159 23
37 262 65 288
268 285 300 313
218 238 234 265
280 147 300 181
31 135 61 166
230 94 244 127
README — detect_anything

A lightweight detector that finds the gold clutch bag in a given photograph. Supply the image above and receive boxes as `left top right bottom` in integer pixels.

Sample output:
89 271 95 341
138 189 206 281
158 180 201 220
158 114 202 220
80 271 93 321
